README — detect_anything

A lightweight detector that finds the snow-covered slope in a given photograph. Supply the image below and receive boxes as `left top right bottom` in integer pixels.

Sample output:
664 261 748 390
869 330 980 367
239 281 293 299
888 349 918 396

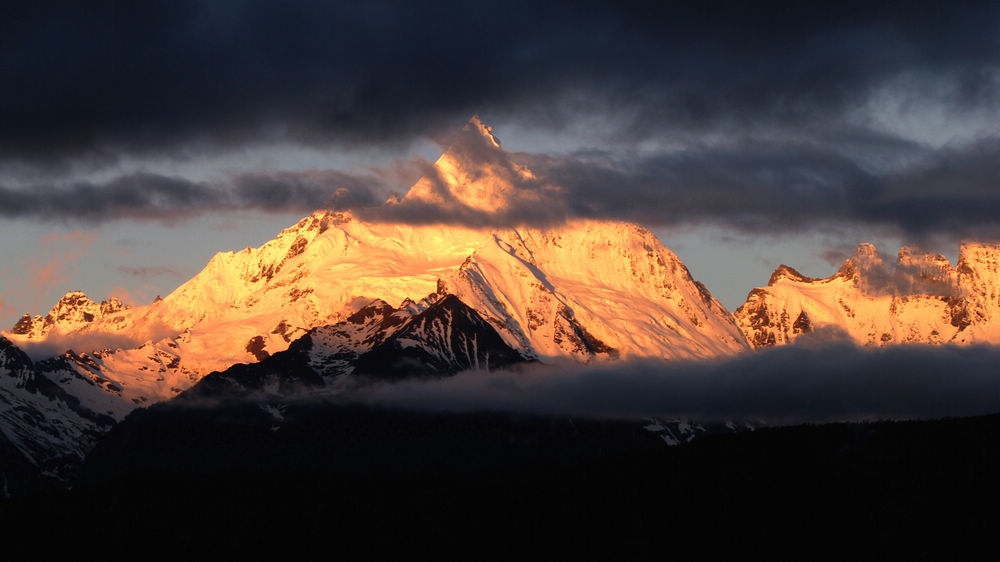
446 221 746 361
735 242 1000 348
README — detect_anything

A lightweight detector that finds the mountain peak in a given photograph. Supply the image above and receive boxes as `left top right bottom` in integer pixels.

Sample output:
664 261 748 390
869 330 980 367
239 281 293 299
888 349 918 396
7 290 128 340
767 264 815 286
956 241 1000 309
854 242 880 260
56 290 96 308
468 115 501 147
836 242 885 283
958 241 1000 272
896 246 955 277
400 117 543 214
897 246 945 264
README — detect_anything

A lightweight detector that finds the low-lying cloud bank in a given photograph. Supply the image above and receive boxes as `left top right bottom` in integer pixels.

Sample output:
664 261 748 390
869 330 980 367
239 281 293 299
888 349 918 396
350 341 1000 425
16 322 181 362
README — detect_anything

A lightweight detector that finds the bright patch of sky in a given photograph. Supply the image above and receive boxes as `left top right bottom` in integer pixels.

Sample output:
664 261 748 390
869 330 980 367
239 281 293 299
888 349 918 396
854 68 1000 149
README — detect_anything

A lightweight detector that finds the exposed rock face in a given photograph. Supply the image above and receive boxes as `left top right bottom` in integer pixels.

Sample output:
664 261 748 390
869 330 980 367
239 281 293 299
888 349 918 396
9 291 128 340
183 293 531 399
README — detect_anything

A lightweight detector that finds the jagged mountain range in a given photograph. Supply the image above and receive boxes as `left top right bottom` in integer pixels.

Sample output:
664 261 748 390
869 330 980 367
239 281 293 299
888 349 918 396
734 241 1000 348
4 116 1000 492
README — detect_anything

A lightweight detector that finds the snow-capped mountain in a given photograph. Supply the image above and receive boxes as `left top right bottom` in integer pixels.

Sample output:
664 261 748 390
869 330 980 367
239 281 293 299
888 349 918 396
0 117 748 486
735 241 1000 347
4 117 746 402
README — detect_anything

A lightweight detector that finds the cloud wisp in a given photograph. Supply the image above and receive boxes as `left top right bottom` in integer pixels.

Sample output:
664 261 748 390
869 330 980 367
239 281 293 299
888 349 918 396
0 170 388 224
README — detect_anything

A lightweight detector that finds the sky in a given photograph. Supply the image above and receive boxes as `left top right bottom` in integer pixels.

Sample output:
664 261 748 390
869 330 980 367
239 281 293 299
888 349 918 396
2 1 1000 329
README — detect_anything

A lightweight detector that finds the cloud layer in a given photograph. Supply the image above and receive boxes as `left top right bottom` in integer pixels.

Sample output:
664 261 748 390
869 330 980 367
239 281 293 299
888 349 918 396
2 1 1000 237
352 341 1000 425
0 170 386 223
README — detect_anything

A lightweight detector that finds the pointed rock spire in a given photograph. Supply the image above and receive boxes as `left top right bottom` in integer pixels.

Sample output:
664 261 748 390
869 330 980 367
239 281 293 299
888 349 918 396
836 242 885 283
468 114 501 147
401 116 540 214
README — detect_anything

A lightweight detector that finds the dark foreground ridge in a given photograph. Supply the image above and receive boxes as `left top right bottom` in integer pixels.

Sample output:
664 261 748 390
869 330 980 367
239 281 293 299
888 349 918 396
3 400 1000 558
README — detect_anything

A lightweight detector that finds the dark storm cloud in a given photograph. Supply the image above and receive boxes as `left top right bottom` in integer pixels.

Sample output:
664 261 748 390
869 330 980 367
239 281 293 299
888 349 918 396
356 341 1000 425
7 118 1000 236
0 173 221 221
232 170 384 211
861 140 1000 237
117 265 187 281
2 1 998 162
0 170 387 222
526 136 1000 238
3 1 1000 235
529 139 878 232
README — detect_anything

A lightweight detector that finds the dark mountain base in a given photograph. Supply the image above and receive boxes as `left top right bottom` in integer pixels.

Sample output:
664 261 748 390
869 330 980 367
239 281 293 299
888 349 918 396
0 434 43 498
4 405 1000 558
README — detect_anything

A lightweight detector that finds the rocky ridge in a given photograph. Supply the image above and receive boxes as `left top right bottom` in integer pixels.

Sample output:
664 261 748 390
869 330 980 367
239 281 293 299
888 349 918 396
735 241 1000 348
